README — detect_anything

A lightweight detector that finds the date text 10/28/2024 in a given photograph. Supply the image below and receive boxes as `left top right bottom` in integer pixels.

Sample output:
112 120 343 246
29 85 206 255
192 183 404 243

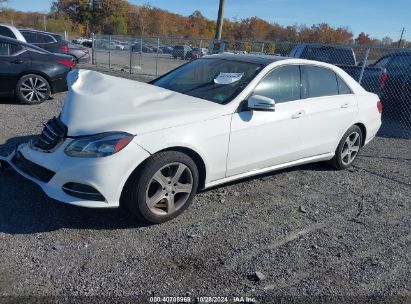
149 296 256 303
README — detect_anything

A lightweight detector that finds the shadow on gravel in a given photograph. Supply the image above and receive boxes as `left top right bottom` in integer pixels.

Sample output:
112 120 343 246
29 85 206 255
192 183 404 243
0 139 147 235
0 95 58 105
0 170 147 235
0 96 20 104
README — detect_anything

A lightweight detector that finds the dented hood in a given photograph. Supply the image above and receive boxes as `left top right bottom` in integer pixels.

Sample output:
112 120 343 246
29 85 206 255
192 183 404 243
60 70 229 136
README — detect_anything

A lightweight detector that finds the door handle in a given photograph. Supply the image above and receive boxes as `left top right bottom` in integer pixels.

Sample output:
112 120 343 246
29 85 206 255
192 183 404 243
291 110 305 119
10 59 23 64
341 103 350 108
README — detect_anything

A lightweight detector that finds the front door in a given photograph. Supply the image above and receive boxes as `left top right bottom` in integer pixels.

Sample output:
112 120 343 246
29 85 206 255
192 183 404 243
227 65 306 177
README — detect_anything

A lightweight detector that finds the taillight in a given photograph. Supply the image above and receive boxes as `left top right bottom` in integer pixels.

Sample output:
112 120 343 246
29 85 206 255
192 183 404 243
379 68 388 88
377 101 383 113
59 61 75 70
61 45 69 53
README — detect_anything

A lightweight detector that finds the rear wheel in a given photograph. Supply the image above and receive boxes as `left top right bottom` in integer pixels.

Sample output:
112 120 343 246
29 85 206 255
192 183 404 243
16 74 51 105
123 151 199 224
329 125 362 170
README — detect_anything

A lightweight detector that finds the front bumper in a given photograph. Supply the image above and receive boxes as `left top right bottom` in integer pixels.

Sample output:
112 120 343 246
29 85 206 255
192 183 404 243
0 140 150 208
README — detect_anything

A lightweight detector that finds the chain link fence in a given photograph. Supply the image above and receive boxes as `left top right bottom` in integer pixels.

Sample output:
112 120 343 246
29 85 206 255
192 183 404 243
91 34 411 139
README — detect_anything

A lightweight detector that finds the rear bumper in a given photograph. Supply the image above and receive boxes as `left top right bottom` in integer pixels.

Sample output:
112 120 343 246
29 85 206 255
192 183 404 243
50 76 68 94
0 140 150 208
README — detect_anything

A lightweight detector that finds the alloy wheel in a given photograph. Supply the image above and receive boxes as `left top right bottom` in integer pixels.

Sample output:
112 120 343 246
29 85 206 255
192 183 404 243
341 131 361 165
146 162 193 216
20 77 48 103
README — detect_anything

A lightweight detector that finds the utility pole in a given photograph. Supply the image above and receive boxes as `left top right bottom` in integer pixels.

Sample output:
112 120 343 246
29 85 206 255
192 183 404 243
215 0 225 40
43 15 47 31
398 27 405 48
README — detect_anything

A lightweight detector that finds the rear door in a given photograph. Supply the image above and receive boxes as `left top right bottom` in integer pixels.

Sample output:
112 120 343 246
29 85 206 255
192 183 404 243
0 41 31 95
298 65 358 156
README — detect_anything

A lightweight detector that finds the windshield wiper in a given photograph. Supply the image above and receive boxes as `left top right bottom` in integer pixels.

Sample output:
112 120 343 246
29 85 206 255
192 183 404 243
182 81 215 94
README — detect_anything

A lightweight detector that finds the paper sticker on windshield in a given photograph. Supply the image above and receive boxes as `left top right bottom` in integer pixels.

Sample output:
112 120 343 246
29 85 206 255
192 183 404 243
214 72 244 85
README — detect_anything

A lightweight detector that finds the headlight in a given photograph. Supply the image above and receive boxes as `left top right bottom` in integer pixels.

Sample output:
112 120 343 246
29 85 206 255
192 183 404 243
64 132 135 157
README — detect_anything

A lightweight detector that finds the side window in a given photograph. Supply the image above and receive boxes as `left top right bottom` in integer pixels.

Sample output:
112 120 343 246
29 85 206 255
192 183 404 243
374 56 390 68
388 55 411 69
253 65 301 103
295 46 304 57
37 33 55 43
289 46 297 57
0 26 16 38
302 65 339 98
336 75 352 94
0 43 23 56
21 31 38 43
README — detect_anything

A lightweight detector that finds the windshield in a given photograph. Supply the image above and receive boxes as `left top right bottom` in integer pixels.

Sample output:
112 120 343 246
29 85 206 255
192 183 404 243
151 58 264 104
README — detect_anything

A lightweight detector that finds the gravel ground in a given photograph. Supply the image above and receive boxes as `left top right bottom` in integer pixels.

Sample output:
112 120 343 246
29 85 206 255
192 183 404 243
0 65 410 303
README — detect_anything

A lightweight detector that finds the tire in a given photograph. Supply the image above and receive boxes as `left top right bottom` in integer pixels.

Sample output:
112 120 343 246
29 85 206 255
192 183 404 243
123 151 199 224
16 74 51 105
329 125 363 170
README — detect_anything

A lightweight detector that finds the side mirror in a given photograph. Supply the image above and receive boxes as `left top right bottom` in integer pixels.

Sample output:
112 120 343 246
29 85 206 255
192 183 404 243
248 95 275 111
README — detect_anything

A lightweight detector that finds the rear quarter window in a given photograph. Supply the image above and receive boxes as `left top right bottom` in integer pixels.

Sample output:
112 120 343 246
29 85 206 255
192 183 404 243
0 26 16 39
336 75 353 94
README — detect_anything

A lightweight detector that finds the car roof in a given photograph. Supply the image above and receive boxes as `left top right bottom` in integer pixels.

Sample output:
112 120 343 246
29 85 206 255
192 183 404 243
203 53 290 65
18 28 59 35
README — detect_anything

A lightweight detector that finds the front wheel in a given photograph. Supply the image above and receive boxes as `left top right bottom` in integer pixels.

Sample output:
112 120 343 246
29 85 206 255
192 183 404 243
123 151 199 224
16 74 51 105
329 125 363 170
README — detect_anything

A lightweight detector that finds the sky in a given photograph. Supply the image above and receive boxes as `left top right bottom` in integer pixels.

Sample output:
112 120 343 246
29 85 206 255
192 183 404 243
3 0 411 40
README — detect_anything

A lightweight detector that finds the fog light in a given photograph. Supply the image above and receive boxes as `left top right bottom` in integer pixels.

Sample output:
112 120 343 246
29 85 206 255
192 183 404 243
62 182 105 201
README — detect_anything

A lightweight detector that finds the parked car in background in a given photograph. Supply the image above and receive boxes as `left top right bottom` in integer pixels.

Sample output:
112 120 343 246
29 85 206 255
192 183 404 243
0 36 75 104
191 47 209 59
160 45 173 54
146 44 163 54
72 37 87 45
367 51 411 120
0 54 381 223
81 39 92 48
289 44 383 94
289 44 357 65
65 41 90 63
131 43 154 53
107 42 124 50
0 24 70 55
172 45 192 59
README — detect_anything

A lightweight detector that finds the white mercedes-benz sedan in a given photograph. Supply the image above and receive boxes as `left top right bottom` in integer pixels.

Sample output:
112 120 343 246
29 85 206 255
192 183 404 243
0 54 382 223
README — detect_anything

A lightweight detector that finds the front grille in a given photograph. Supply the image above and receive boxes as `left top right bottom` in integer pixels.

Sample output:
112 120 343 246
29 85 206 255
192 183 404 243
33 117 67 152
12 151 55 183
